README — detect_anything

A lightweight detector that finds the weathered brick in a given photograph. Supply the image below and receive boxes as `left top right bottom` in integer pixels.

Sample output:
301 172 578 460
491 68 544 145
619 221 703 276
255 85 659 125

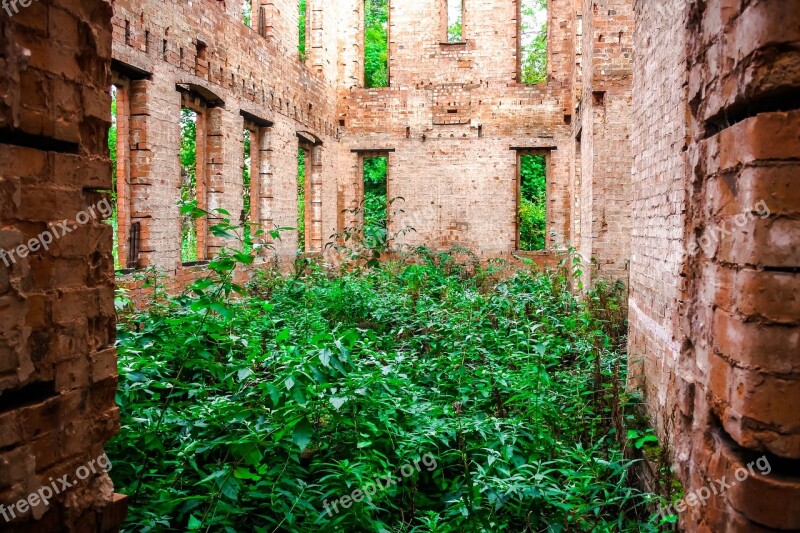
713 308 800 373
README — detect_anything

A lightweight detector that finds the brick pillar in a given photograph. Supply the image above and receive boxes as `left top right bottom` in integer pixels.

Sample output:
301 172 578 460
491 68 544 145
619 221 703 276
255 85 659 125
257 126 274 243
577 0 634 286
308 145 324 252
112 84 129 270
0 0 127 530
683 1 800 529
129 79 154 268
195 108 209 260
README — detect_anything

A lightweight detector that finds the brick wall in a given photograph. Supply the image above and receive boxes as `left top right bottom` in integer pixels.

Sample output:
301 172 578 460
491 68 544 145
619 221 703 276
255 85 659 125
338 0 594 262
630 0 800 529
575 0 633 287
104 0 635 292
110 0 342 287
8 0 796 529
628 0 688 448
0 0 127 529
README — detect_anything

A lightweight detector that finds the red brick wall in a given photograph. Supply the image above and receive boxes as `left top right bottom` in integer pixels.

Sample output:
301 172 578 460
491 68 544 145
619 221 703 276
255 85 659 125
108 0 634 290
631 0 800 529
111 0 342 288
338 0 591 263
576 0 633 287
0 0 126 529
628 0 688 451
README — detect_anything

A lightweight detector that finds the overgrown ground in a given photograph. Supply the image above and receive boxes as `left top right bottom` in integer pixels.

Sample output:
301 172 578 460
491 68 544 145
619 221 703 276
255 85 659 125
109 236 667 531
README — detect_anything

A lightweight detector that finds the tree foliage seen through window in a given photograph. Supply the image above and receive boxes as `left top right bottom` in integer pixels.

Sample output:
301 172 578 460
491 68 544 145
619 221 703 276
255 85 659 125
297 148 306 251
298 0 307 59
242 0 252 27
364 0 389 88
519 154 547 251
242 129 253 252
521 0 547 84
363 156 388 246
180 109 199 262
108 86 120 270
447 0 463 42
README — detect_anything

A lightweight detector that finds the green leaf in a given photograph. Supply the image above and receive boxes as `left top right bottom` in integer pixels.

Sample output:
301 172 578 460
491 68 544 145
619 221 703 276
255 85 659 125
292 418 314 451
330 397 347 411
188 515 203 530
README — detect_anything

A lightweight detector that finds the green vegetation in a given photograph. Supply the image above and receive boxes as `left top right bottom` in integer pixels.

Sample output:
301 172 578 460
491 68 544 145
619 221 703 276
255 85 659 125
364 0 389 88
242 0 252 27
363 156 388 248
108 86 120 270
242 129 253 253
519 154 547 251
297 148 306 251
447 0 463 42
299 0 307 60
521 0 547 85
109 207 662 530
181 109 199 263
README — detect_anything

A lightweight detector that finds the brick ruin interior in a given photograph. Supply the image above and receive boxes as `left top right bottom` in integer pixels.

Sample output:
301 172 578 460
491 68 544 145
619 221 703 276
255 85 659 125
0 0 798 530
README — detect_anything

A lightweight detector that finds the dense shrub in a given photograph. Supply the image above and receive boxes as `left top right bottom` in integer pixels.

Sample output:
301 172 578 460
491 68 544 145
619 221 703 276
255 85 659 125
109 237 661 532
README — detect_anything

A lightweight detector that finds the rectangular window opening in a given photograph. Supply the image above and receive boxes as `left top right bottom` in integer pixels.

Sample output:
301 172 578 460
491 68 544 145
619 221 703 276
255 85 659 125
299 0 308 60
108 85 121 271
180 108 200 263
447 0 463 43
364 0 389 88
519 0 548 84
518 153 547 251
297 146 308 251
362 155 388 247
242 128 253 251
242 0 252 27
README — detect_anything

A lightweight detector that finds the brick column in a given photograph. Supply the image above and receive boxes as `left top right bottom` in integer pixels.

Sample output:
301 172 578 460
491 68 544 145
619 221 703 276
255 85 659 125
683 1 800 528
0 0 127 529
308 145 324 252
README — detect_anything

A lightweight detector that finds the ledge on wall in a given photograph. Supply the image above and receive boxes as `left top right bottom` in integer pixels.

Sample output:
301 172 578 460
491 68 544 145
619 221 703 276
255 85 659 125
176 81 225 108
297 130 322 146
240 108 273 127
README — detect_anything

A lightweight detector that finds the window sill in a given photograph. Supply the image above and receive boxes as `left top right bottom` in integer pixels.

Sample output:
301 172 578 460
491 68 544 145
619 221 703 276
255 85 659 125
439 41 467 46
297 251 323 259
181 260 210 268
514 250 550 256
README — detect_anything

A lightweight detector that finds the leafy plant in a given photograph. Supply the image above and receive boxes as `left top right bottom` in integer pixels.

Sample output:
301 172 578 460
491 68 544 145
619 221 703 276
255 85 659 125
110 222 661 531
